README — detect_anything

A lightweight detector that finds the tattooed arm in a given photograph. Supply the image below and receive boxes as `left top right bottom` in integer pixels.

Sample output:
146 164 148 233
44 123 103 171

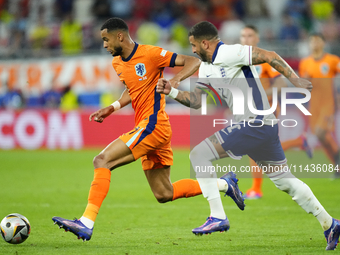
252 47 297 79
156 78 203 109
174 87 203 109
252 47 312 91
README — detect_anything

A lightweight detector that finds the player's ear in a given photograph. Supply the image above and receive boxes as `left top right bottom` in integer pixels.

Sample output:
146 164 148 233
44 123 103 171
117 32 124 42
201 40 208 50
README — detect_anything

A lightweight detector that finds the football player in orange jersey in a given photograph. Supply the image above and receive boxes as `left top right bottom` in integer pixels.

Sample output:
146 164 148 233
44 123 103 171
299 33 340 177
52 17 243 241
240 25 313 199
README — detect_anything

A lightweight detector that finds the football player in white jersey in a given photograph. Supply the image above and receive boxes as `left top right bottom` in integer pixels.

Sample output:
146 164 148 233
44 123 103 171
240 25 313 200
157 21 339 250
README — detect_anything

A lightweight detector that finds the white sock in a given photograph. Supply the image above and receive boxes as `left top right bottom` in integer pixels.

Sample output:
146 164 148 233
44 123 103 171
217 179 229 192
316 211 333 231
191 139 226 220
267 170 333 231
196 178 226 220
208 197 227 220
80 216 94 229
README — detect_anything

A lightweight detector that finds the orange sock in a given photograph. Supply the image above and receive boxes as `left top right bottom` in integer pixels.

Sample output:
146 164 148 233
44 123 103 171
172 179 202 201
248 158 262 193
82 168 111 222
281 136 303 151
321 132 339 164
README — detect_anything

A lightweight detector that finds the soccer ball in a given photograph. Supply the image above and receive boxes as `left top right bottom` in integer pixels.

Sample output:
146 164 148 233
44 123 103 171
0 213 31 244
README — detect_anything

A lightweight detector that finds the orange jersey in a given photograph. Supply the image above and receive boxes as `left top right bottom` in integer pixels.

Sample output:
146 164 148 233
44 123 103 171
255 63 281 91
112 43 177 125
299 53 340 131
299 53 340 79
299 53 340 108
255 63 281 107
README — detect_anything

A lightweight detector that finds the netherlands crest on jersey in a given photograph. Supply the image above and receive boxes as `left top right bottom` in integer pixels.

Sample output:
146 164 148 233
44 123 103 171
320 63 329 75
135 63 146 77
255 65 262 75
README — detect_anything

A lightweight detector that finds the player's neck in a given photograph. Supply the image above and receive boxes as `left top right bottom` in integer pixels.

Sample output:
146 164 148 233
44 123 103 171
208 39 222 63
312 50 325 60
121 39 136 59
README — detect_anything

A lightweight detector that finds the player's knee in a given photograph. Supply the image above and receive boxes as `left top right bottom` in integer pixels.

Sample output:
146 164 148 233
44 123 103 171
271 172 305 197
190 140 218 178
154 191 172 203
190 141 210 161
270 171 295 194
291 182 312 201
93 153 107 168
189 146 199 161
155 195 172 204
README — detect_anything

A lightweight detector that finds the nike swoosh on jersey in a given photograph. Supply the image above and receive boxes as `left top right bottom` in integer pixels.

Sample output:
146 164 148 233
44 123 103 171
118 72 122 76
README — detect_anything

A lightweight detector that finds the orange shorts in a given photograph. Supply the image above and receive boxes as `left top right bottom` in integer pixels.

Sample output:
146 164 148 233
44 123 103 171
119 118 173 170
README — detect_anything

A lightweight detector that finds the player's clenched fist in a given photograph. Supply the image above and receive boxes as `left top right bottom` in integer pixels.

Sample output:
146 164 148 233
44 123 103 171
156 78 172 95
89 105 115 123
291 78 313 92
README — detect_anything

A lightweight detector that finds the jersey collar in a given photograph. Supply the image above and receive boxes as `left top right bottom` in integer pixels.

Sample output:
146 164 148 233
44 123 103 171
212 41 224 63
122 42 139 62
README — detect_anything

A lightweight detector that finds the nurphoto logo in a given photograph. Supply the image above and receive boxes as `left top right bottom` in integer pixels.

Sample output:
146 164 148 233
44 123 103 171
199 84 311 128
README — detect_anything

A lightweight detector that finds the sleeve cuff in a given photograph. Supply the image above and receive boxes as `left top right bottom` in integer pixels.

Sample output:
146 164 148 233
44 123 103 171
169 53 177 67
249 46 252 66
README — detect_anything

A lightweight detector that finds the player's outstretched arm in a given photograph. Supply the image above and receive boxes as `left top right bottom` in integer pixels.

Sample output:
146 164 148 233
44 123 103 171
89 89 131 123
265 77 287 96
169 54 201 88
175 87 203 109
252 47 313 92
117 88 132 108
157 78 203 109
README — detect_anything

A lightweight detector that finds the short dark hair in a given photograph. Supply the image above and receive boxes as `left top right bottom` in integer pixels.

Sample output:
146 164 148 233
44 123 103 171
188 21 219 41
244 25 258 34
309 33 325 41
101 17 129 33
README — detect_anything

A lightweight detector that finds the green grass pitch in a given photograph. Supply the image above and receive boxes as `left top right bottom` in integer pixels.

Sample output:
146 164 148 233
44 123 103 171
0 149 339 254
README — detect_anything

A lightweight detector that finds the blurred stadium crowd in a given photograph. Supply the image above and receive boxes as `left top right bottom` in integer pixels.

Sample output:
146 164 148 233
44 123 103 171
1 0 340 109
2 0 340 57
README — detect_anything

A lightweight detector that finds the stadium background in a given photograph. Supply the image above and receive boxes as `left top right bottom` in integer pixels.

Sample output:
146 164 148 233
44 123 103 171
0 0 340 150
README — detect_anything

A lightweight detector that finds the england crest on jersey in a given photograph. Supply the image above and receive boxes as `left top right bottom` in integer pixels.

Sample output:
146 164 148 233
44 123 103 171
135 63 146 77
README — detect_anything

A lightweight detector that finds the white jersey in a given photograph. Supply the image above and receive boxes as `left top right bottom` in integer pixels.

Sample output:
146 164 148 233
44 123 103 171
197 42 277 125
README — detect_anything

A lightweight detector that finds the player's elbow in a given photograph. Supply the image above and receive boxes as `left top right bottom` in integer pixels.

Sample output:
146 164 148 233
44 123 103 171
184 55 201 68
193 96 202 109
192 103 202 110
259 50 278 65
190 91 202 109
268 50 280 61
193 57 202 68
